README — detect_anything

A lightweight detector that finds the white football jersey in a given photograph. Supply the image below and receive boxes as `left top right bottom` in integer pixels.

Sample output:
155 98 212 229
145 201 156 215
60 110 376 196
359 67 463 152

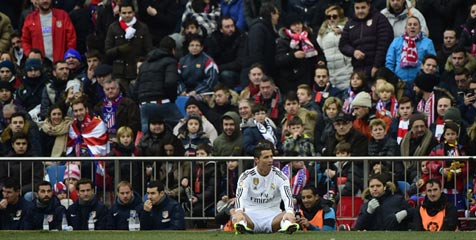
235 166 294 213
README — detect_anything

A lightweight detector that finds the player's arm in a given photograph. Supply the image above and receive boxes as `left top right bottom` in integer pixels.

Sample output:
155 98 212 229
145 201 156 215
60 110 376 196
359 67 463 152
234 172 250 213
276 169 295 220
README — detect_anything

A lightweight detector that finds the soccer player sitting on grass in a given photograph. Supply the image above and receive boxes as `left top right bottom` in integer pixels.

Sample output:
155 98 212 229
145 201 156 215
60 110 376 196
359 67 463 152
231 140 299 234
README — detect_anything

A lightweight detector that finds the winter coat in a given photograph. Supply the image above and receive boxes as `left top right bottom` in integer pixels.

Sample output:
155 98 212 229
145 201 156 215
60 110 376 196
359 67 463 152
213 111 243 156
317 23 353 91
22 197 65 230
66 196 110 230
21 9 77 62
105 20 153 80
177 52 219 94
177 131 211 157
16 75 47 112
140 195 185 230
242 119 282 156
138 0 178 46
413 193 458 231
275 28 326 91
204 29 245 72
323 128 368 156
280 107 319 141
354 183 413 230
93 96 141 137
109 191 144 230
0 12 12 52
0 197 32 230
339 8 393 76
380 6 428 38
40 77 67 120
385 35 436 82
173 115 218 144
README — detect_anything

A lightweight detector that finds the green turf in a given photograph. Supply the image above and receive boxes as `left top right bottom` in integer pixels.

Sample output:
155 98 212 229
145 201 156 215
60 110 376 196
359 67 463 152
1 231 475 240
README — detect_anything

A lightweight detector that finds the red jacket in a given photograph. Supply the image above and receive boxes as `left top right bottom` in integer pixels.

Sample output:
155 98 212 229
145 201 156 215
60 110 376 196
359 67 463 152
22 9 76 62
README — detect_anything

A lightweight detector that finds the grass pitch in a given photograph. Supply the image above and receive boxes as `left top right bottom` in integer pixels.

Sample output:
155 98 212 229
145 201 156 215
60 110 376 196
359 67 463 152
1 231 475 240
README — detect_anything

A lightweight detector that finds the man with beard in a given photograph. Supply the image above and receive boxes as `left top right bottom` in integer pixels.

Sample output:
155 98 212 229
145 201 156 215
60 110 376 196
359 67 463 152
21 0 76 63
297 186 336 231
109 181 143 230
205 17 245 88
213 111 242 156
22 181 65 230
0 178 33 230
312 66 341 110
40 60 69 120
413 179 458 231
66 178 110 230
10 32 25 67
400 113 438 181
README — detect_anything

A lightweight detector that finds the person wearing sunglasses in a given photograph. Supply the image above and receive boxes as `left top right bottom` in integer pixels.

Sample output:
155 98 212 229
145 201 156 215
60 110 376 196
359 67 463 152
317 5 353 91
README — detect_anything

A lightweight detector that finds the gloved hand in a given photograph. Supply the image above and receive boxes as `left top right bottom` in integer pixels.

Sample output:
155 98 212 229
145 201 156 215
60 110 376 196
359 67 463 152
395 210 408 223
367 198 380 214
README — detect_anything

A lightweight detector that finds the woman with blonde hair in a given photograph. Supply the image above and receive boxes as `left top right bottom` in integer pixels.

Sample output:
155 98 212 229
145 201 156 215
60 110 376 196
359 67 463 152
317 5 353 91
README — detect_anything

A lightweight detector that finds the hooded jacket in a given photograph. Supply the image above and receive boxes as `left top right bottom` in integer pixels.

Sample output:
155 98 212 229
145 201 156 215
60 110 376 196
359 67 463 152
213 111 243 156
109 191 144 230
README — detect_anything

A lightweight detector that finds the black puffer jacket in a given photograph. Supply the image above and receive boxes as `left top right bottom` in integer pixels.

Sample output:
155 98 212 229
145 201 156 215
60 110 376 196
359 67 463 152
136 48 178 102
338 8 393 76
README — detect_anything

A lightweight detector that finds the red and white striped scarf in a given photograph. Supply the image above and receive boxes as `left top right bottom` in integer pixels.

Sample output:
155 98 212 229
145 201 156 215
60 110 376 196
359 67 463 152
400 32 421 68
281 164 309 196
284 29 317 58
119 16 137 40
416 92 435 126
396 118 409 144
376 96 398 118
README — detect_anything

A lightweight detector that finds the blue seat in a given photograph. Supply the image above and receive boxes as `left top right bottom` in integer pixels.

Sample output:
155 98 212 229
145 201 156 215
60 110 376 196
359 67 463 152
175 96 189 118
397 181 411 195
46 164 66 185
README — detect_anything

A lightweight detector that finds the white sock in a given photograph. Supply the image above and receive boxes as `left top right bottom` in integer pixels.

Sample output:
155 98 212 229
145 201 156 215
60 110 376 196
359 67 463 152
238 220 247 226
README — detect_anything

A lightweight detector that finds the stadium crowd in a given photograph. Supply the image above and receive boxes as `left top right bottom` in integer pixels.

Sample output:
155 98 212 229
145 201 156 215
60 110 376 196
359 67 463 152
0 0 475 232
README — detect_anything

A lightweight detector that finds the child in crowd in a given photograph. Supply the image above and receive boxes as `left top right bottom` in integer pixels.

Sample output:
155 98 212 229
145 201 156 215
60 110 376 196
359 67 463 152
297 84 320 113
177 114 211 156
407 160 430 206
389 96 413 144
63 164 80 202
283 116 315 156
375 82 398 118
54 181 73 209
342 71 367 114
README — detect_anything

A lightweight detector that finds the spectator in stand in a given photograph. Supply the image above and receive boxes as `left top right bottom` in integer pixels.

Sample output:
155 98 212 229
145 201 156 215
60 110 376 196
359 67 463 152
204 16 245 88
297 185 336 231
22 181 65 230
351 91 392 139
311 66 342 111
173 97 218 143
0 82 23 120
109 181 144 230
21 0 76 63
460 3 476 57
108 126 142 192
181 0 221 35
66 97 108 157
297 84 320 113
205 83 239 132
253 75 283 125
389 96 414 144
105 0 153 89
283 116 315 156
239 63 264 100
220 0 246 31
58 79 86 119
380 0 428 38
280 91 318 141
437 28 459 72
177 114 211 156
26 48 53 79
94 78 140 141
63 49 86 81
243 0 283 29
157 135 189 200
0 60 22 90
178 34 219 96
0 112 42 156
429 96 454 140
95 0 121 49
135 36 182 133
0 178 32 230
40 60 69 120
354 174 413 231
413 179 458 231
169 18 206 58
213 111 243 156
440 47 476 93
16 58 47 113
385 16 436 83
83 50 102 93
137 0 178 47
322 112 368 156
238 99 254 128
39 104 72 157
317 5 353 91
63 163 80 202
375 82 399 119
413 73 438 127
241 3 280 84
242 104 281 156
461 78 476 125
53 182 73 209
339 0 393 78
66 178 110 230
275 13 326 92
140 180 185 230
315 97 341 154
341 71 368 114
400 113 438 181
9 32 25 68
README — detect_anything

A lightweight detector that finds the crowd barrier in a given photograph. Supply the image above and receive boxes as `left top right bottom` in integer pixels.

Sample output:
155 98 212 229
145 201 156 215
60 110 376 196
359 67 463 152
1 156 475 228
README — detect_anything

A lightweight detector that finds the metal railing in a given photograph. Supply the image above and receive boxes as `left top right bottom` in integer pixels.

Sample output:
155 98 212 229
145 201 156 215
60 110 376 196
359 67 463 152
1 156 475 227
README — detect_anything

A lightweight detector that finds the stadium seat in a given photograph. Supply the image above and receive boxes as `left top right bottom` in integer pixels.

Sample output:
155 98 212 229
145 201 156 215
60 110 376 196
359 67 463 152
336 196 363 228
175 96 189 117
397 181 411 195
45 164 66 185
